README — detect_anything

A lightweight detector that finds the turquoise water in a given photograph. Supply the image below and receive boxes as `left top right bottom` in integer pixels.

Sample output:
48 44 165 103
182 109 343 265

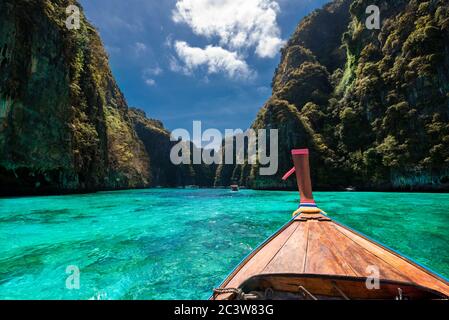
0 189 448 300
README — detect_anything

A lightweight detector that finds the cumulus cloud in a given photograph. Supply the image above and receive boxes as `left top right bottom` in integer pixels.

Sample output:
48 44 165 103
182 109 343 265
174 41 255 80
172 0 284 58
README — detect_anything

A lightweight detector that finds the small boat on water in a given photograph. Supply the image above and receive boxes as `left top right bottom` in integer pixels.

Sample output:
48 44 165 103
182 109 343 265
212 149 449 300
230 185 240 192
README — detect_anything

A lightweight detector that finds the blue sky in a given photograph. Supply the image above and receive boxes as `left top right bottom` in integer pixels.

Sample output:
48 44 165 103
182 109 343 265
80 0 329 133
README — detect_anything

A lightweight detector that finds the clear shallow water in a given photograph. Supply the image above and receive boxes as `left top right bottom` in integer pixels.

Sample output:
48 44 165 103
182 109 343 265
0 189 448 300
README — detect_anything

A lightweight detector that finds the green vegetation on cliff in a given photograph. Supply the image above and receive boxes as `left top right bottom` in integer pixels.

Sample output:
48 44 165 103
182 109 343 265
129 108 216 187
0 0 150 194
216 0 449 191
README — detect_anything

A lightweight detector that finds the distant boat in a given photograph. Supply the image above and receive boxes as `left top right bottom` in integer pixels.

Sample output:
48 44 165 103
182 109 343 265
185 185 199 189
212 149 449 300
230 185 239 192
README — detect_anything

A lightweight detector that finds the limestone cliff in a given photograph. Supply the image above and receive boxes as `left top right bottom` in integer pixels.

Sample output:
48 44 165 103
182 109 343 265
216 0 449 191
0 0 150 195
129 108 216 187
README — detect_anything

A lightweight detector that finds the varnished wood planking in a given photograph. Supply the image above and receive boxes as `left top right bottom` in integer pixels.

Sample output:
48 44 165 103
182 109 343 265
263 221 309 274
319 222 412 282
223 222 299 290
304 220 357 276
334 223 449 296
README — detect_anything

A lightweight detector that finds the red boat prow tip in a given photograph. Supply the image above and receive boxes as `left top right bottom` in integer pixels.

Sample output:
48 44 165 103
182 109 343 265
291 149 309 155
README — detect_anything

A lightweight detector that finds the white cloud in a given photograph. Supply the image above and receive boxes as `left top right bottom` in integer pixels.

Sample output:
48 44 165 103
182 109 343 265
164 34 174 48
134 42 147 55
144 66 163 76
142 65 162 87
169 56 192 75
172 0 284 58
145 79 156 86
174 41 255 80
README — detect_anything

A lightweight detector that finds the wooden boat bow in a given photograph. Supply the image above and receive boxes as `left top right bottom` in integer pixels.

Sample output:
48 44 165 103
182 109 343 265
212 149 449 300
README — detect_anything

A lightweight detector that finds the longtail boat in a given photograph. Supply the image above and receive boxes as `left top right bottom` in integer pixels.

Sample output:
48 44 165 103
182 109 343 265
230 185 240 192
212 149 449 300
